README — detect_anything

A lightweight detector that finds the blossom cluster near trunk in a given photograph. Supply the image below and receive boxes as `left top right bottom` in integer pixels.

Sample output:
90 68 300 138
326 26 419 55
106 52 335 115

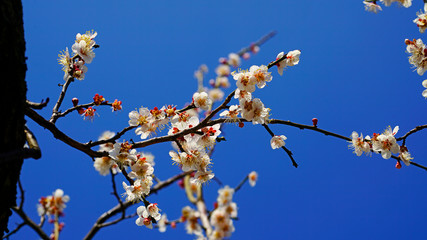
348 126 413 167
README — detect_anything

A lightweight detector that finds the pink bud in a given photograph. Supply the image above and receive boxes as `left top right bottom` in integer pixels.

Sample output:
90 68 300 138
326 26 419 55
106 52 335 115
395 161 402 169
312 118 318 127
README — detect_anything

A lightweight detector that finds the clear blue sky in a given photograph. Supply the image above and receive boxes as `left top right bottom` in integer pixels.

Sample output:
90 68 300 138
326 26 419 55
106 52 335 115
11 0 427 239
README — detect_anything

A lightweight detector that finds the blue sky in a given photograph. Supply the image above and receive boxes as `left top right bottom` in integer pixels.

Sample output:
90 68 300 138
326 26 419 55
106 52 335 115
10 0 427 239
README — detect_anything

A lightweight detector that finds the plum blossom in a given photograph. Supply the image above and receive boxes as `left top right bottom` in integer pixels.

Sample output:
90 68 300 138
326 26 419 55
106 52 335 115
414 11 427 33
72 30 97 63
422 79 427 98
248 171 258 187
270 135 287 149
348 131 371 156
193 92 212 111
37 189 70 217
232 70 256 93
228 53 241 67
135 204 161 229
219 105 241 121
372 126 400 159
363 1 382 13
405 38 427 75
249 65 272 89
275 50 301 75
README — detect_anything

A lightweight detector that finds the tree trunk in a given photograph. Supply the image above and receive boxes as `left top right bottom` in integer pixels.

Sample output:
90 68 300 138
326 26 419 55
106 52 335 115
0 0 27 237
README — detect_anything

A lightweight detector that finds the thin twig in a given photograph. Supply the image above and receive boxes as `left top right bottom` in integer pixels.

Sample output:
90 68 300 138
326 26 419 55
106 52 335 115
234 175 249 193
110 171 125 219
53 102 113 121
86 126 136 148
2 222 26 239
396 124 427 145
25 107 103 158
262 124 298 167
237 31 277 57
83 171 191 240
26 98 49 110
51 76 74 123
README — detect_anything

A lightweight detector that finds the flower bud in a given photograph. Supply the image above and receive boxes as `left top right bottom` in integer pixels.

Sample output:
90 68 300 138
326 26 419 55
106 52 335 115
312 118 318 127
72 97 79 107
395 161 402 169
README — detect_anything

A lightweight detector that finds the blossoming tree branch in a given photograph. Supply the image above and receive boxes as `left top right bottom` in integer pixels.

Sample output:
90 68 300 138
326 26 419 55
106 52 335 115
3 1 427 239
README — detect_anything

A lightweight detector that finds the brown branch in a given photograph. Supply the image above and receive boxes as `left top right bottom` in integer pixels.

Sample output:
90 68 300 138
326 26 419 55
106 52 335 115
50 76 74 123
2 222 25 239
11 207 50 240
234 175 248 193
396 124 427 145
110 171 125 219
237 31 277 57
83 171 191 240
26 98 49 110
262 124 298 167
25 107 103 158
86 126 136 148
53 102 113 121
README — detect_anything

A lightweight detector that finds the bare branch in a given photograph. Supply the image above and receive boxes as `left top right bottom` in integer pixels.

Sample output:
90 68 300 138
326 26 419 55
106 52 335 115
2 222 25 239
396 124 427 145
50 76 74 123
26 98 49 110
83 171 191 240
234 175 249 193
11 207 50 240
25 107 103 158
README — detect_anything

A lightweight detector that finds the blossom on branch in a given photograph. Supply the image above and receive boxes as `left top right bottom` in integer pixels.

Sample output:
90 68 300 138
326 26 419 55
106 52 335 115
37 189 70 217
363 1 382 13
270 135 287 149
348 131 371 156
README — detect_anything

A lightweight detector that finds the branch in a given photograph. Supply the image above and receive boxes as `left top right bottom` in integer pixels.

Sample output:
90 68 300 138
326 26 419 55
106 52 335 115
86 126 136 148
50 76 74 123
26 98 49 110
25 107 103 158
396 124 427 145
263 124 298 167
2 222 25 239
11 207 50 240
83 171 191 240
237 31 277 56
234 175 248 193
53 101 113 121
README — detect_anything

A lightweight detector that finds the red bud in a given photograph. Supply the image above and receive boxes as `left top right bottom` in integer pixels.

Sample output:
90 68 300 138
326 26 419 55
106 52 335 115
312 118 318 127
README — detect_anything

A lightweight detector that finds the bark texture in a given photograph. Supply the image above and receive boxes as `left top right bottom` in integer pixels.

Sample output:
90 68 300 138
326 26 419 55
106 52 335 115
0 0 27 237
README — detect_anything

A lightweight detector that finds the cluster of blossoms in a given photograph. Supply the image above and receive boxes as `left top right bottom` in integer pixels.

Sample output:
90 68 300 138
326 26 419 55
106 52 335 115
93 131 120 175
73 94 122 121
349 126 413 167
58 30 98 81
37 189 70 218
105 140 155 201
363 0 412 13
169 114 220 184
181 206 204 238
220 50 300 126
209 186 238 240
129 105 174 139
404 39 427 98
136 203 162 229
127 104 218 183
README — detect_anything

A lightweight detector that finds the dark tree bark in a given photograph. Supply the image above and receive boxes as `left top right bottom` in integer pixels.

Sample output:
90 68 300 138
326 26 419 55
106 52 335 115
0 0 27 237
